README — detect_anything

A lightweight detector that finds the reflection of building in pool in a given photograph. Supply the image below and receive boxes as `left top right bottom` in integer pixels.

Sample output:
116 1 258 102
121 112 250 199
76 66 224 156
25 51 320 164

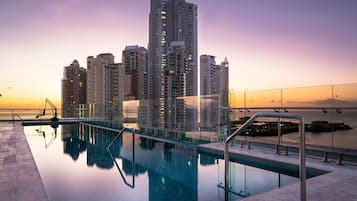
61 125 199 201
121 158 146 176
62 124 86 161
120 134 198 201
199 153 216 166
62 124 120 169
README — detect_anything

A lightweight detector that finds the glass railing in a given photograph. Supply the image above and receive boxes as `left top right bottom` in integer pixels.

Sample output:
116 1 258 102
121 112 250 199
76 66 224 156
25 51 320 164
227 83 357 158
1 82 357 156
0 108 61 121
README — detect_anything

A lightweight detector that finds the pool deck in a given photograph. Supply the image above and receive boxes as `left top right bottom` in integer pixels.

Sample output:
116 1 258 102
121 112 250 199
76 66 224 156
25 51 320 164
0 122 48 201
199 142 357 201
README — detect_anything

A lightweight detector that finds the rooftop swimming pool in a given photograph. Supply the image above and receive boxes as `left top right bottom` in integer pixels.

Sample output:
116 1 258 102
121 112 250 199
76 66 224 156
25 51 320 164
24 124 324 201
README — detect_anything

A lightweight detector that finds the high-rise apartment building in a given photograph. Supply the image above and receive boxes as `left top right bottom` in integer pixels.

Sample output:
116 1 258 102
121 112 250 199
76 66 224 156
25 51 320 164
200 55 229 96
219 58 229 103
87 53 124 119
218 58 229 127
165 41 187 128
200 55 217 96
122 45 148 100
199 55 229 129
61 60 87 117
148 0 198 128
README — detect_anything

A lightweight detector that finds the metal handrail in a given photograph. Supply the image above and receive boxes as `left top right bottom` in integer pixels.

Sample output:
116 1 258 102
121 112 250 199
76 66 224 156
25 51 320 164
107 128 135 188
107 128 126 150
224 112 306 201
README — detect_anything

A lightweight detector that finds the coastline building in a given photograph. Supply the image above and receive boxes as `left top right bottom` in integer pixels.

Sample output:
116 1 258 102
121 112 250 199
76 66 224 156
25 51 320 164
200 55 217 96
218 58 229 127
122 45 149 126
199 55 229 130
61 60 87 117
218 57 229 105
199 55 217 129
165 41 187 129
87 53 124 119
122 45 148 100
148 0 198 128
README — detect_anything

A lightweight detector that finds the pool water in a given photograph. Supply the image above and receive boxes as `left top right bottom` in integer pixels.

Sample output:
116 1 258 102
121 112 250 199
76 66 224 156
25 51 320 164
24 124 310 201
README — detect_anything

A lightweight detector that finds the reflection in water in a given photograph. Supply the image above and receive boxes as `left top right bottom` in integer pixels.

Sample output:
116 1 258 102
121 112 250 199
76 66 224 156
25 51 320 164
63 137 86 161
62 124 86 161
34 127 58 149
24 124 309 201
61 124 199 201
200 154 216 166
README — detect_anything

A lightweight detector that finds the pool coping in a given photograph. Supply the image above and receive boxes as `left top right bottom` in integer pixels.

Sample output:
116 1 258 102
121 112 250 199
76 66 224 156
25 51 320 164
0 122 48 201
198 142 357 201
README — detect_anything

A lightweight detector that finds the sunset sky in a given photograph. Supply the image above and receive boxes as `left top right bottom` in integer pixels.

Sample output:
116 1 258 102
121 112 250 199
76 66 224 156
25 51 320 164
1 0 357 108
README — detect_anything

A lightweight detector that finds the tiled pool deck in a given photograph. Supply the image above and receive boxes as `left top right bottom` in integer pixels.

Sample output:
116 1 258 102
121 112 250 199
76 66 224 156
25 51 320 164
0 122 48 201
1 122 357 201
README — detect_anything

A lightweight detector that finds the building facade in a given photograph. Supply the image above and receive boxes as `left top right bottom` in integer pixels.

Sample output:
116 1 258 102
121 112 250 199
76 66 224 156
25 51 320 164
200 55 217 96
199 55 229 130
148 0 198 128
122 45 148 100
87 53 124 119
165 41 187 129
61 60 87 117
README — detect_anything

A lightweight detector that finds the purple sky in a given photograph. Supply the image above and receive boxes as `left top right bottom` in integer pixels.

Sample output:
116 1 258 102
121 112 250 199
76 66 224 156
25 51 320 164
0 0 357 105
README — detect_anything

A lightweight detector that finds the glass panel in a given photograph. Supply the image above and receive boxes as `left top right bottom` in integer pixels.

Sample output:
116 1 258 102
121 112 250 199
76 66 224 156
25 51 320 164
245 89 281 108
332 83 357 150
282 85 333 148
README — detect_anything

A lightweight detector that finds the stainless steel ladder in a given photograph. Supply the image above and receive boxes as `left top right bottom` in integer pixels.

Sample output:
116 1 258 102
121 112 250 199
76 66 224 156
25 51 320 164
224 112 306 201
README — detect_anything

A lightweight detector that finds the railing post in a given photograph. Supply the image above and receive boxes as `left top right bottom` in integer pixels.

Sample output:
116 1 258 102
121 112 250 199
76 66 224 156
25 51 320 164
224 143 229 201
336 154 344 165
132 128 136 186
322 152 328 162
276 117 281 154
299 117 306 201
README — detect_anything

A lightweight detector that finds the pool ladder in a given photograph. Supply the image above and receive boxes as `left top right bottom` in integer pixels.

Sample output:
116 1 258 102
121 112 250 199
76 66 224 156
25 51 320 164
224 112 306 201
107 128 136 188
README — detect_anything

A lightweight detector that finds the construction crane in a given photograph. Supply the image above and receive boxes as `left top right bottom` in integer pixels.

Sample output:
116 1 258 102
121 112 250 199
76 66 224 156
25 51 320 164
35 98 59 122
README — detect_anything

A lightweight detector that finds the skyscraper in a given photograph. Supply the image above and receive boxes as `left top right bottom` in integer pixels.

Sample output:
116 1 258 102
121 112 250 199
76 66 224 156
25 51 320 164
122 45 148 100
148 0 198 128
200 55 217 96
199 55 229 130
61 60 87 117
87 53 124 119
218 57 229 104
217 58 229 126
165 41 187 128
